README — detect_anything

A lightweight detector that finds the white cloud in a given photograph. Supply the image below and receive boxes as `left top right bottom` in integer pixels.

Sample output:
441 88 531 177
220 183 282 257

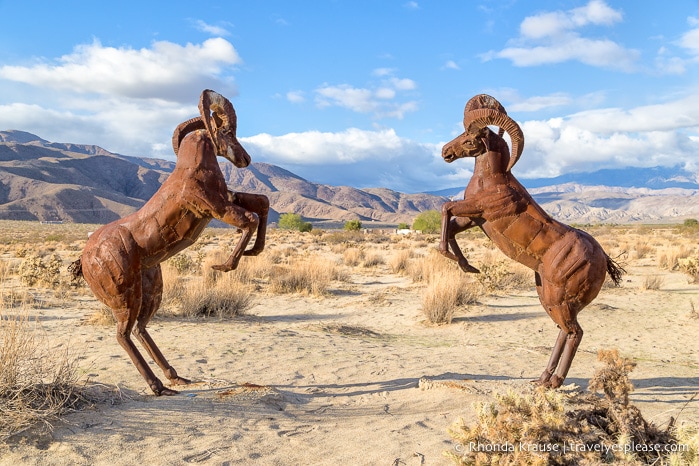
443 60 460 70
313 70 418 119
372 67 395 77
511 92 699 177
679 23 699 55
389 77 417 91
0 38 244 158
403 2 419 9
484 0 638 71
240 128 452 191
193 19 231 36
508 93 572 113
315 85 376 113
286 90 306 103
0 38 242 102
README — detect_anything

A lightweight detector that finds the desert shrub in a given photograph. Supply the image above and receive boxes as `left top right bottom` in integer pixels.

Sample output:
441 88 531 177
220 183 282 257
166 252 202 275
476 255 532 293
324 230 365 245
447 349 683 465
344 219 362 231
278 213 303 230
17 254 63 288
278 213 312 232
421 272 479 325
683 218 698 227
678 257 699 283
412 210 441 234
0 310 87 441
397 222 410 230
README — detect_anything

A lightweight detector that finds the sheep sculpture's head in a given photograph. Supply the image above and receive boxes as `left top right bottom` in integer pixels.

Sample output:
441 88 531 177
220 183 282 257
171 89 251 168
442 94 524 172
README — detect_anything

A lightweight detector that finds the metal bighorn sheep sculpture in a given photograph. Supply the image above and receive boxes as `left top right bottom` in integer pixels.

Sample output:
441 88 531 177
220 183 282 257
70 89 269 395
439 94 623 388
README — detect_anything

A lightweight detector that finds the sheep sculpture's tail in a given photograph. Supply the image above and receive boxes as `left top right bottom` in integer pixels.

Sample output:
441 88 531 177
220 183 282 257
605 255 625 286
68 258 83 281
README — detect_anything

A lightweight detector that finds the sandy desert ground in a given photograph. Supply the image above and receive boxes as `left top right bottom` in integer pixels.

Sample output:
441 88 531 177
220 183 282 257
0 221 698 465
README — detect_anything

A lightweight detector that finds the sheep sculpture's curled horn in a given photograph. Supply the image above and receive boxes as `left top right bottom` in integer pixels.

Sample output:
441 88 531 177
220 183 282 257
439 94 624 388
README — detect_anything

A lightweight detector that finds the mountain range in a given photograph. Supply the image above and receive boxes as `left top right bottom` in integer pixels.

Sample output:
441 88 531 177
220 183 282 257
1 129 697 226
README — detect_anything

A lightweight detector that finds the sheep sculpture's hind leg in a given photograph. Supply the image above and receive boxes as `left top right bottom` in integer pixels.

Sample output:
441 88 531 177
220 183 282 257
132 265 191 389
534 267 585 389
535 313 583 389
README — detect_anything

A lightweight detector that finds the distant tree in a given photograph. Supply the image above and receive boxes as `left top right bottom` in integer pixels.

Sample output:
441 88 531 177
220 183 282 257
684 218 699 227
279 213 312 232
344 219 362 231
412 210 441 233
397 222 410 230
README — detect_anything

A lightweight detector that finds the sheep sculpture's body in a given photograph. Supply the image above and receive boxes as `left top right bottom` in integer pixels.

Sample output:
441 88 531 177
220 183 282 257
70 90 269 395
439 94 623 388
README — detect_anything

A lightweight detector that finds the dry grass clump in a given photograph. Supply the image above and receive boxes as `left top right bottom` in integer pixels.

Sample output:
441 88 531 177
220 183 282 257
409 249 459 283
200 250 273 287
322 230 365 245
421 272 480 325
159 260 253 318
343 248 365 267
268 257 343 296
447 349 690 465
362 251 386 268
640 275 664 291
177 281 252 318
389 249 415 274
1 310 88 441
633 241 654 260
658 245 693 270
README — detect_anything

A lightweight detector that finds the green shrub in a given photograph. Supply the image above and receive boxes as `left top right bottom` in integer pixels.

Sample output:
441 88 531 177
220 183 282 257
412 210 441 234
279 213 312 232
683 218 698 227
344 219 362 231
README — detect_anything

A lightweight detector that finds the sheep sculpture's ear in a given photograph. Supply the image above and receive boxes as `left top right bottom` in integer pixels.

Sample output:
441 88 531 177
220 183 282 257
462 94 524 172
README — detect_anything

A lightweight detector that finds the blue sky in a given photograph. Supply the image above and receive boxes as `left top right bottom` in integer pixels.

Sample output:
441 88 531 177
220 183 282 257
0 0 698 193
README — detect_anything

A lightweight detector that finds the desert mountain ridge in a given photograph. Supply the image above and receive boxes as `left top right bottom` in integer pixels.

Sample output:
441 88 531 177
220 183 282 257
0 129 697 226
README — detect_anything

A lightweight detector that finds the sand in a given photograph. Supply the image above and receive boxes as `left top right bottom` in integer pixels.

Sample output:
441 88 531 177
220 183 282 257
1 230 698 465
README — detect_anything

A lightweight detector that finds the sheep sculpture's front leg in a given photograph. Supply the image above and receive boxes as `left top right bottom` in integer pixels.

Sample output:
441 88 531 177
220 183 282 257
440 200 481 274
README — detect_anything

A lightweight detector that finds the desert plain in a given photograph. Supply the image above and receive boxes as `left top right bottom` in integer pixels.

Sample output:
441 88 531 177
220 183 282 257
0 220 698 465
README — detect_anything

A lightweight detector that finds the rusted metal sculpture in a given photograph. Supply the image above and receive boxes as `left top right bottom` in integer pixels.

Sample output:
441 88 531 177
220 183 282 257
439 94 623 388
70 89 269 395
